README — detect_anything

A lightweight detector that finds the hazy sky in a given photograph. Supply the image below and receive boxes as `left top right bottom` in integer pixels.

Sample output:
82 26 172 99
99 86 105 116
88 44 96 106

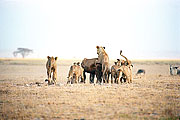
0 0 180 59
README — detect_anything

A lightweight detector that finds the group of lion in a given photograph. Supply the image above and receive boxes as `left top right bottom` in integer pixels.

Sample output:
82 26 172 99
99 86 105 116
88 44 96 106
46 46 133 85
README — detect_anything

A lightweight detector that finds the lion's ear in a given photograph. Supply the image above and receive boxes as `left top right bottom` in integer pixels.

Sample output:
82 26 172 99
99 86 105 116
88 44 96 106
55 57 58 60
117 59 120 61
103 47 105 49
96 46 99 49
47 56 50 59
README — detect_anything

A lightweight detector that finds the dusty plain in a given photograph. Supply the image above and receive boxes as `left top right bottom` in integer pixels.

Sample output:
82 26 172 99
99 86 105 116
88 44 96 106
0 58 180 120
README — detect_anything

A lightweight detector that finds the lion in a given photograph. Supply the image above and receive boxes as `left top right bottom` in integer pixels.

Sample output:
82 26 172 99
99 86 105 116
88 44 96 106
111 62 120 84
117 50 133 83
46 56 58 85
67 62 84 84
117 65 132 83
96 46 109 83
67 63 76 84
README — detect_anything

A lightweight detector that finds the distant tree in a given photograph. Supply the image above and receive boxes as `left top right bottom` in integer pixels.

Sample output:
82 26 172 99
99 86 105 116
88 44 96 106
13 48 33 58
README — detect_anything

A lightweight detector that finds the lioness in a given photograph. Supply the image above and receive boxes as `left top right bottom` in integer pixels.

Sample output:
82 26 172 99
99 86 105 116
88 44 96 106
67 62 84 84
46 56 58 85
117 65 132 83
96 46 109 83
117 50 133 83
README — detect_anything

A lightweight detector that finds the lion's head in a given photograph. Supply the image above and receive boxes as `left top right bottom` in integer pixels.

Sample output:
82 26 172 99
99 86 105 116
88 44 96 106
46 56 58 69
96 46 105 55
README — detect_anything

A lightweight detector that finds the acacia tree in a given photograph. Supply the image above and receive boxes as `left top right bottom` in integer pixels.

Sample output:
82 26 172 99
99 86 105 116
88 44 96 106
13 48 33 58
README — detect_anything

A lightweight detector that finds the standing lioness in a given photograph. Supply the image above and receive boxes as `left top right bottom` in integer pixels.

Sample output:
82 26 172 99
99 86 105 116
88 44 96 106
46 56 58 85
96 46 109 83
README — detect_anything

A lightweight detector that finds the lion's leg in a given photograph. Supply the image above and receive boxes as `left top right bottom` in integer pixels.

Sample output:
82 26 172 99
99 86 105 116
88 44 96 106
117 77 121 84
117 77 120 84
114 74 117 84
67 76 71 84
107 72 110 84
130 69 132 83
107 72 110 81
117 71 122 84
115 72 118 83
78 76 80 83
111 72 114 84
53 69 57 85
123 68 130 83
47 70 52 85
102 64 108 84
127 76 130 83
78 74 82 83
102 71 105 84
66 80 69 84
106 71 110 84
130 75 132 83
120 77 122 83
116 73 119 83
127 70 132 83
81 74 84 83
67 72 73 84
75 75 78 84
105 74 108 84
101 65 104 84
70 75 73 84
124 72 130 83
47 71 49 81
104 72 108 83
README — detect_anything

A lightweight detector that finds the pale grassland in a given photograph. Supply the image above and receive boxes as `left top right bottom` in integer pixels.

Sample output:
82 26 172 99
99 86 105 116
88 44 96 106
0 59 180 120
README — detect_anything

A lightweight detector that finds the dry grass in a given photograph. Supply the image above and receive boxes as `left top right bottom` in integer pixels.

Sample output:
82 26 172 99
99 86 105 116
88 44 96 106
0 59 180 120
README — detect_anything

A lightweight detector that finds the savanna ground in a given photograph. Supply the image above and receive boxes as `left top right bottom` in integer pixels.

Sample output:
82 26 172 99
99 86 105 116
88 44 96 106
0 58 180 120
